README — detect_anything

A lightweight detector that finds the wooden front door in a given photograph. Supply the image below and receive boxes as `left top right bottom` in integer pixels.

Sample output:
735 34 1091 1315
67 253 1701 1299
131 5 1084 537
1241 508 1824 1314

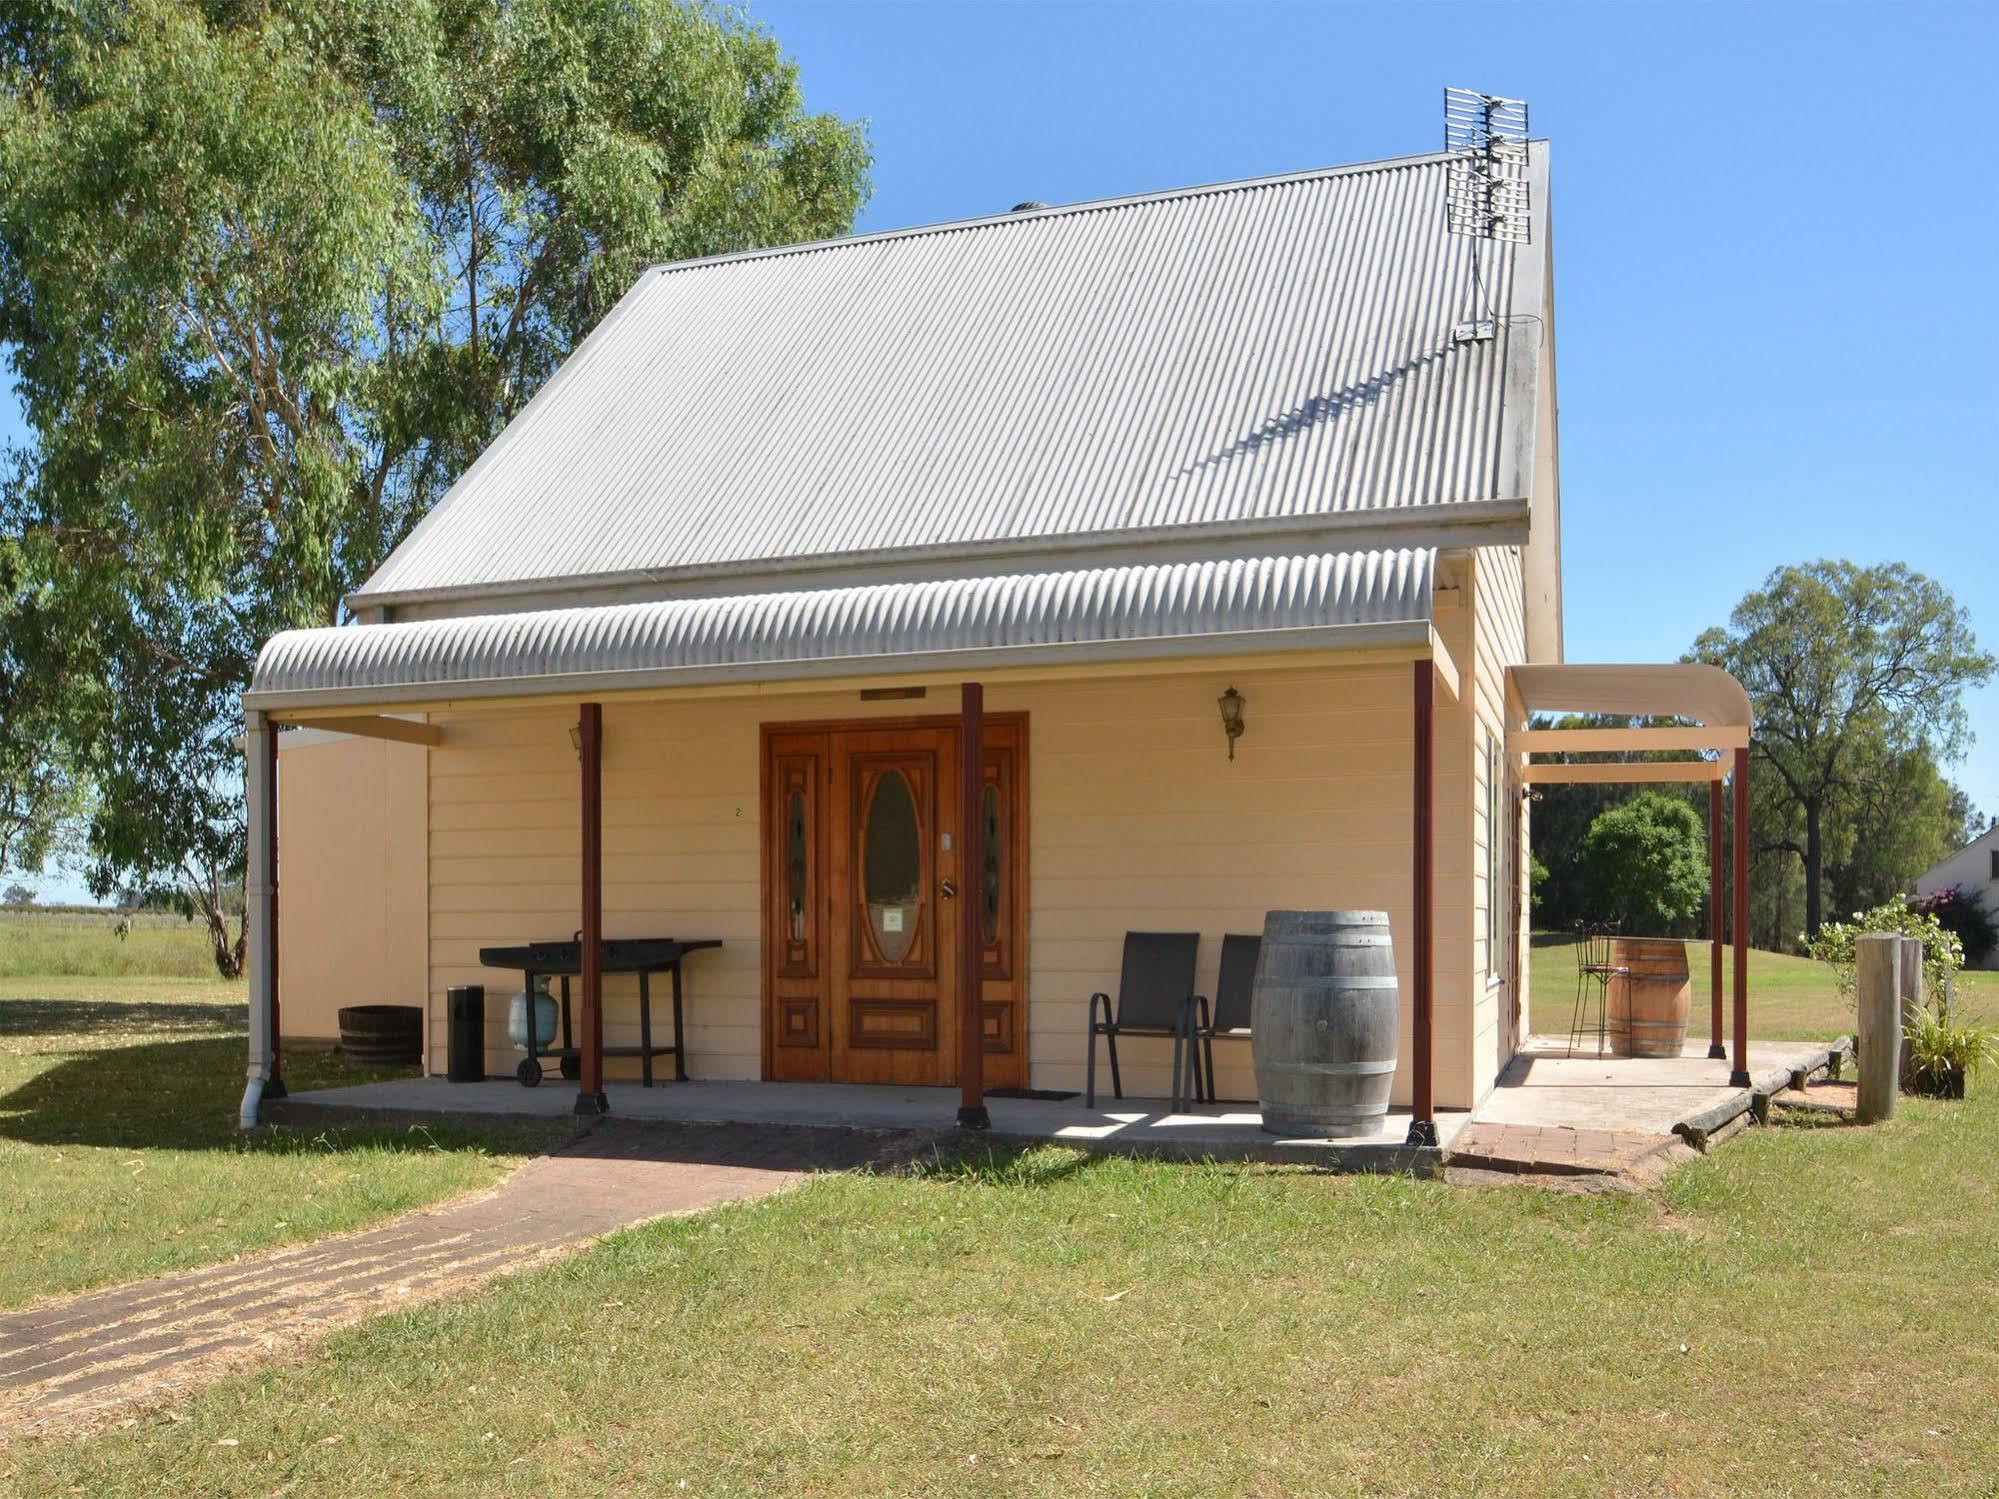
762 716 1027 1088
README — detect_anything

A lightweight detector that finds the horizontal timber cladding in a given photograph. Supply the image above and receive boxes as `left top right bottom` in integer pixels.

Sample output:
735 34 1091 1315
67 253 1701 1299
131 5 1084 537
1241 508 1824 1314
407 653 1483 1107
1468 544 1531 1099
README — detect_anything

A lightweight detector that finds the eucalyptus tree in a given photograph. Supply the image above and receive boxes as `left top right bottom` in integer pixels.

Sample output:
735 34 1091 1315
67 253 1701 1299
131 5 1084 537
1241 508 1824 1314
1 0 870 971
0 543 85 881
1690 561 1992 939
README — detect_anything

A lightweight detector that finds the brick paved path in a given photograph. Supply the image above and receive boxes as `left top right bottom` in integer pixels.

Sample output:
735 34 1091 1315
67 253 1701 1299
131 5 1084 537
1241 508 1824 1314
0 1122 919 1440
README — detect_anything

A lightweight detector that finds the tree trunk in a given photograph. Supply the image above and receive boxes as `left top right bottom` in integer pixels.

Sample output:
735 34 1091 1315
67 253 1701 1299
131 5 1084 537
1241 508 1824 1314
1803 799 1824 938
199 894 245 979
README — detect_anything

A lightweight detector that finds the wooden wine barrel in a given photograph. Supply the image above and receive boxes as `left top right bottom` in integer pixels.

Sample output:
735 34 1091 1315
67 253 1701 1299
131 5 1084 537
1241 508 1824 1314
1606 939 1691 1058
1251 911 1399 1135
338 1004 424 1065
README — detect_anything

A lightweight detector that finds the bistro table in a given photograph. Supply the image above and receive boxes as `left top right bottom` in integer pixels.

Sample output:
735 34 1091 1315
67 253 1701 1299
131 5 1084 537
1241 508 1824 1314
477 936 722 1088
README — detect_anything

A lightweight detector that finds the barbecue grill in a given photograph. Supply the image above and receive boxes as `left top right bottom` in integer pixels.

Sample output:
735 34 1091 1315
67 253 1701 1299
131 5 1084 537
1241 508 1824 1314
477 936 722 1087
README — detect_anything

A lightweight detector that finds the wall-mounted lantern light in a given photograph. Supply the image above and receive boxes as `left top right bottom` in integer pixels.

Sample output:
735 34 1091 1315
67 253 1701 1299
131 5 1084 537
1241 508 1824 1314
568 723 583 755
1217 686 1246 760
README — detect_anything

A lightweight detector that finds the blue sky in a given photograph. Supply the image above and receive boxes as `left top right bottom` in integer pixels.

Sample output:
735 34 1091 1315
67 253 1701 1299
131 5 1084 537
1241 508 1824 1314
6 1 1996 898
749 0 1998 815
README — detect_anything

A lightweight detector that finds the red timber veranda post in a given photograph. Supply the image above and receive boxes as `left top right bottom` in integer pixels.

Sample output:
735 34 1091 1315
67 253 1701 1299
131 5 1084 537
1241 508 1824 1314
1708 778 1728 1060
957 682 990 1130
1731 746 1752 1088
576 702 609 1116
1405 660 1438 1148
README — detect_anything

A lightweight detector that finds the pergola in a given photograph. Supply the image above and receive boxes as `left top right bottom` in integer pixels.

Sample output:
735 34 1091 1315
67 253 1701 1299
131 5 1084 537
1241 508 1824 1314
1506 664 1756 1087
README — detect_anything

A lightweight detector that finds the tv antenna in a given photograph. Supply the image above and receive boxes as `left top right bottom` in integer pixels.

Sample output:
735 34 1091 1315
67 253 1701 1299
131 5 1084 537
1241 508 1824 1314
1442 88 1530 342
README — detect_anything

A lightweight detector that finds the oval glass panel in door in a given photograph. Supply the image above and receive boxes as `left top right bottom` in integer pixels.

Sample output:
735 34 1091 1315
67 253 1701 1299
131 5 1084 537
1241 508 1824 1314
863 769 922 964
981 782 1002 946
786 790 809 942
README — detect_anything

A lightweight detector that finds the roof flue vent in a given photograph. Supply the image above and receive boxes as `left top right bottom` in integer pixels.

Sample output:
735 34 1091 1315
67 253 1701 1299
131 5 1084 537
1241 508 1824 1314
1010 200 1048 214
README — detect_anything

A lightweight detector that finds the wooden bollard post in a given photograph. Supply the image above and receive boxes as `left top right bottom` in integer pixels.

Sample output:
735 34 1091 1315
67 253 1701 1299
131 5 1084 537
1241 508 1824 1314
1856 934 1902 1124
1896 936 1925 1092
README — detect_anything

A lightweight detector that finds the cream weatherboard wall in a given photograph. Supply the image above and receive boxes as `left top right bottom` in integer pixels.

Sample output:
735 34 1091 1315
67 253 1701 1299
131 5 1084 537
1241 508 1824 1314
1467 544 1532 1090
402 648 1490 1108
275 733 428 1046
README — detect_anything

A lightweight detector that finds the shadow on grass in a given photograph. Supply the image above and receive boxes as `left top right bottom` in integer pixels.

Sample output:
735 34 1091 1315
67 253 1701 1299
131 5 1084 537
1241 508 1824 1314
0 1032 557 1158
903 1137 1111 1189
0 996 247 1041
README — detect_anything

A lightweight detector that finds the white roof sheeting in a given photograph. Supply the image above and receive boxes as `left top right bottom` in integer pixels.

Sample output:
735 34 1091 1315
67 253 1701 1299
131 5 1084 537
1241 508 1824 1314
252 549 1435 709
356 148 1547 608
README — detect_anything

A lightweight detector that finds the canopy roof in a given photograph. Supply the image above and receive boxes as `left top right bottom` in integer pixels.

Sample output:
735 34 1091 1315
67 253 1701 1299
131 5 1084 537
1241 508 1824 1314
1509 663 1752 729
354 147 1549 612
252 549 1436 712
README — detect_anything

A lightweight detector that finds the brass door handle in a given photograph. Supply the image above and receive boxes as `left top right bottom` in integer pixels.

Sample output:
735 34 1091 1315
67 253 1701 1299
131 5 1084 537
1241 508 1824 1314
940 878 958 899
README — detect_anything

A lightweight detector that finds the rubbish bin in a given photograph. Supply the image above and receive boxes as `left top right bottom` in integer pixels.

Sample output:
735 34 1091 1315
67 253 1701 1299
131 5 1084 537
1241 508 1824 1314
447 985 486 1082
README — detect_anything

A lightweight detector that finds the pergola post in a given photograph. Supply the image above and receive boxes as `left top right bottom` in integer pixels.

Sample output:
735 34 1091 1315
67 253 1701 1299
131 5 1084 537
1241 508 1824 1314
576 702 608 1116
1730 747 1751 1088
1406 661 1437 1148
957 682 990 1130
240 710 283 1127
1708 778 1726 1060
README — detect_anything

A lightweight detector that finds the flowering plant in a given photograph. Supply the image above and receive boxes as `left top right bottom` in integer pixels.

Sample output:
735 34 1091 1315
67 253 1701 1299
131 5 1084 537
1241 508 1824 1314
1802 898 1963 1005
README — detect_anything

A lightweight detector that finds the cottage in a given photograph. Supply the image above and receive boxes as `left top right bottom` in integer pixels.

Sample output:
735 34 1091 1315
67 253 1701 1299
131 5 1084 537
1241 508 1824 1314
241 144 1757 1141
1914 825 1999 970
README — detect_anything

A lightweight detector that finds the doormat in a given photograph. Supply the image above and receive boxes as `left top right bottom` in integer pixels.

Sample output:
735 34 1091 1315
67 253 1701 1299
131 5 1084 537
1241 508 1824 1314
985 1088 1080 1102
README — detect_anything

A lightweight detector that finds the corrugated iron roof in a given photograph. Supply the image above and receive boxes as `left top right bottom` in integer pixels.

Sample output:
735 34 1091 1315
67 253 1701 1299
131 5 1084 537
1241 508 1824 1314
254 549 1435 709
356 148 1547 609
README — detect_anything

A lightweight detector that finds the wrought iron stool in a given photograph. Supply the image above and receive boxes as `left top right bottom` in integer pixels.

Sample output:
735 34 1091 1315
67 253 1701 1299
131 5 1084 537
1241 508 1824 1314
1567 921 1628 1058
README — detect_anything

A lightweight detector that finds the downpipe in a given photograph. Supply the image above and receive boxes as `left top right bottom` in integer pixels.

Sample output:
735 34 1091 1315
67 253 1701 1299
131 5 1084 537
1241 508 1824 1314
239 1076 265 1130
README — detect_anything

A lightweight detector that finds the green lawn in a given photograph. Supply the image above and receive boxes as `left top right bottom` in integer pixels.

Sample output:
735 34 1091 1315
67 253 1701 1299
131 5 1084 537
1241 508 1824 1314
0 907 225 979
1527 932 1999 1042
0 976 569 1313
5 946 1998 1492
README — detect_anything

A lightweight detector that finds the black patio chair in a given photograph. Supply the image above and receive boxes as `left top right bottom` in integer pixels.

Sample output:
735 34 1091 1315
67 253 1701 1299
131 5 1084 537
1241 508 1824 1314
1085 931 1201 1110
1185 932 1260 1104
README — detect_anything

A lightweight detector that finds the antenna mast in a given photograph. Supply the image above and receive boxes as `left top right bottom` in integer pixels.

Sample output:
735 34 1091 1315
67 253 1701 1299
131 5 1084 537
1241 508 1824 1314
1443 87 1531 342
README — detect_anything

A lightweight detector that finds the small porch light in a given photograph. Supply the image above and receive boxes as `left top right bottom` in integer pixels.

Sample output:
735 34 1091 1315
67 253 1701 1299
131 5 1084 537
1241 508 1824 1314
568 723 583 754
1217 686 1246 760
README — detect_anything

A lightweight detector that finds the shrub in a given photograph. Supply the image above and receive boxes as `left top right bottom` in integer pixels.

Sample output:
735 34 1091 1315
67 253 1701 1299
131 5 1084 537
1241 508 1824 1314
1909 885 1997 967
1578 791 1707 935
1803 897 1963 1005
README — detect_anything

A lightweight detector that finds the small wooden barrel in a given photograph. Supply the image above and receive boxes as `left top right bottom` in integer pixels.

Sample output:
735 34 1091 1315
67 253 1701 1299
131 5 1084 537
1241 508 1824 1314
1251 911 1400 1135
1606 939 1691 1058
338 1004 424 1065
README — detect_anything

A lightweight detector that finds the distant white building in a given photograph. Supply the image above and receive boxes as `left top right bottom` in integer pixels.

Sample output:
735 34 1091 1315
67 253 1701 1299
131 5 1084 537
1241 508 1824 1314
1915 824 1999 970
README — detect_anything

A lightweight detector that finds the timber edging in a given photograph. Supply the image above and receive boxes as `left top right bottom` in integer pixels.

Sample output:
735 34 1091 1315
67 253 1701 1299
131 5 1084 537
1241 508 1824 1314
1672 1036 1850 1152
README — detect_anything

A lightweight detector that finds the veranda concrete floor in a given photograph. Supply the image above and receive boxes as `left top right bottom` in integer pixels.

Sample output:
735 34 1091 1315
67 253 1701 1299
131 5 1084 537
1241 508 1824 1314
270 1075 1468 1172
270 1033 1841 1172
1473 1035 1842 1136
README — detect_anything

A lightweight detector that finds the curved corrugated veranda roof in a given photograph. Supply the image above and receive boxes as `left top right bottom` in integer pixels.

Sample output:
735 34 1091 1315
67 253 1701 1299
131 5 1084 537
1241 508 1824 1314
253 549 1436 710
355 147 1547 609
